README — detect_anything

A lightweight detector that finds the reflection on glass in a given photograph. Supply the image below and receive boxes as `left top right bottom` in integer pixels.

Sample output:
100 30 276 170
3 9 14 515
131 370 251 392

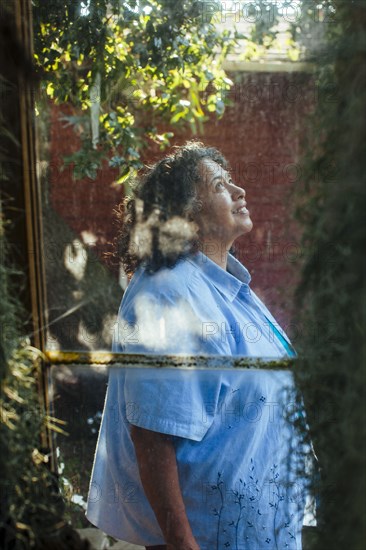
88 366 310 549
83 144 313 549
36 69 314 352
49 365 107 528
36 95 123 351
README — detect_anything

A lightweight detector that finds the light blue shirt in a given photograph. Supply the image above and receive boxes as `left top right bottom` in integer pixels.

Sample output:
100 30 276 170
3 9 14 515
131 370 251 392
86 252 307 549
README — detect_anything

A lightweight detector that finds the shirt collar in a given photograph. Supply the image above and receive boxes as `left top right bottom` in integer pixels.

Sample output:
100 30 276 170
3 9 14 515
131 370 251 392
189 251 251 302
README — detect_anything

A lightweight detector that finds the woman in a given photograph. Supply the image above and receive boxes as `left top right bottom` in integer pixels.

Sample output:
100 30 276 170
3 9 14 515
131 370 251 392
86 141 308 549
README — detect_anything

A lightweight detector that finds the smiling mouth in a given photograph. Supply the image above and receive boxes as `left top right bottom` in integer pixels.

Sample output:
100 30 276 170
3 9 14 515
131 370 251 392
232 206 249 215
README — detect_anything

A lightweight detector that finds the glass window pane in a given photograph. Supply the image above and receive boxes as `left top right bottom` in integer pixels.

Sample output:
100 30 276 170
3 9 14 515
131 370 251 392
50 363 309 548
37 70 313 352
49 365 107 526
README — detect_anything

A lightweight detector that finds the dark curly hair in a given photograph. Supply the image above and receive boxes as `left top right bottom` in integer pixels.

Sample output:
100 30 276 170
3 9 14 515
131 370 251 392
115 140 229 275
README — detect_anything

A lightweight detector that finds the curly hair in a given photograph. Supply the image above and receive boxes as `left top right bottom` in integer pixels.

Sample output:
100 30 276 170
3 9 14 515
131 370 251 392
115 140 229 275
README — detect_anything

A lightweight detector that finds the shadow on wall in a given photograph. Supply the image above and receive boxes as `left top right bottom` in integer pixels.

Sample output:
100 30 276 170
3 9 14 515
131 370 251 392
42 206 122 351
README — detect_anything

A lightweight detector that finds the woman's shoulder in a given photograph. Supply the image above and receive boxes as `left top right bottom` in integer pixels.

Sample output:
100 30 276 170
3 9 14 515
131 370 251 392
127 255 199 300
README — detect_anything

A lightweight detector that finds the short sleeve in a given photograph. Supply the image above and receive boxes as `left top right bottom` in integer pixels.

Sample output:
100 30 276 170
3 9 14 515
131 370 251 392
124 367 222 441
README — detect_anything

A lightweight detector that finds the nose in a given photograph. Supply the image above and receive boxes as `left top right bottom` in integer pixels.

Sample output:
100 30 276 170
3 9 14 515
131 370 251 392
231 183 245 199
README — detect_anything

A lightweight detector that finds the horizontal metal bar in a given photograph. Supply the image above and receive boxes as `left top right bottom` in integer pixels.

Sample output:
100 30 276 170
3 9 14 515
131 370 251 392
44 350 294 370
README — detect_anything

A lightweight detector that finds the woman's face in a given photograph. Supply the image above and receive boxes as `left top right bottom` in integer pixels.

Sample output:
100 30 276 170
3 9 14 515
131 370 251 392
195 158 253 251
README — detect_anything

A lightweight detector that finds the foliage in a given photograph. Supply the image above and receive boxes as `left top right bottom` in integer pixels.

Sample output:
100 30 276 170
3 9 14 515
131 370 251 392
0 3 89 546
32 0 341 181
0 216 89 548
0 341 64 549
32 0 240 181
0 224 22 377
293 0 366 548
248 0 338 60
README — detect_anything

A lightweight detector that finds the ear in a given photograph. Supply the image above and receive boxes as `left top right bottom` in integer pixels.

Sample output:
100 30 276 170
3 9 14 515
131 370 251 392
187 198 204 221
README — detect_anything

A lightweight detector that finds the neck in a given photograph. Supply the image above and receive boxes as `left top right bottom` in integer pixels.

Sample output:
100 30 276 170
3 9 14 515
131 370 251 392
199 240 232 270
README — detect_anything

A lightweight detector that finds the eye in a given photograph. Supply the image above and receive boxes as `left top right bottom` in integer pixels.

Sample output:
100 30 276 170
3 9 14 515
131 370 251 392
215 181 225 190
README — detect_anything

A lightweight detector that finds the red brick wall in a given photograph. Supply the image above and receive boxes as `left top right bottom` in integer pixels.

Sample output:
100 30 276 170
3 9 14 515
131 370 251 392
48 70 314 332
48 103 122 275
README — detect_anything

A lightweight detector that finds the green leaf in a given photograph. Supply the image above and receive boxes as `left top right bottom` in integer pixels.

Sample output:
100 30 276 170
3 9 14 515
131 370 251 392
32 0 245 177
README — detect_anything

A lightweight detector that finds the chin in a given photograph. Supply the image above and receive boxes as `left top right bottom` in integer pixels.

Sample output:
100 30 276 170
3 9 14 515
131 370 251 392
242 219 253 234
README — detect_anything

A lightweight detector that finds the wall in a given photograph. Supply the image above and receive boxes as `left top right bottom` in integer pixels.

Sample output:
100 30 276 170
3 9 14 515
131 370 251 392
47 70 315 339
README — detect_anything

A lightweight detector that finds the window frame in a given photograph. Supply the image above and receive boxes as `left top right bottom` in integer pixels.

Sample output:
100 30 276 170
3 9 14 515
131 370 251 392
13 0 296 475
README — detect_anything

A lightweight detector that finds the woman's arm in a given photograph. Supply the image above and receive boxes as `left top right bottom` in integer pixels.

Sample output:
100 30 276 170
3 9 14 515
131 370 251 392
130 425 200 550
